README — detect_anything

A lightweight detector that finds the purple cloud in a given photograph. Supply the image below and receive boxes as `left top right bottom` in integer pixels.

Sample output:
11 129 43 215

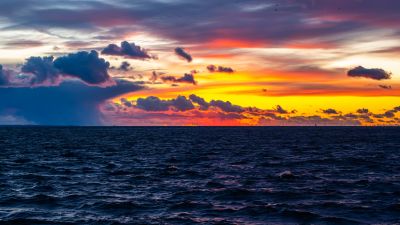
161 73 197 85
54 50 111 85
347 66 391 80
175 47 192 62
102 41 152 60
207 65 235 73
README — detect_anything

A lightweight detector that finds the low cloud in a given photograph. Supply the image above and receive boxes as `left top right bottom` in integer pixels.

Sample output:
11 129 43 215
136 96 194 112
322 108 339 114
161 73 197 85
357 108 369 114
102 41 153 59
175 47 192 62
347 66 391 80
275 105 288 114
207 65 235 73
209 100 244 113
107 94 379 126
189 94 210 110
378 84 392 89
132 95 244 113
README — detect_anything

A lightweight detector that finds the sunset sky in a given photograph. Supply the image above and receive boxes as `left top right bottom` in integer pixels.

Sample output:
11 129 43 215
0 0 399 125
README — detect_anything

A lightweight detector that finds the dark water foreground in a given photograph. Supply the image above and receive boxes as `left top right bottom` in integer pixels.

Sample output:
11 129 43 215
0 127 399 224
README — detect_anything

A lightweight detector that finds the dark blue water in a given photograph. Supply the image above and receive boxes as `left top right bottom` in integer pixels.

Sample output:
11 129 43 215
0 127 399 224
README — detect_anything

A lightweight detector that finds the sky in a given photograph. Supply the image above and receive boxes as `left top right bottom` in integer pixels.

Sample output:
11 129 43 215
0 0 399 126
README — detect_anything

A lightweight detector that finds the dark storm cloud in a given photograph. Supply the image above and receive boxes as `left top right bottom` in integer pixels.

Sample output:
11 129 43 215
161 73 197 85
10 50 114 86
21 56 60 85
322 108 339 114
347 66 391 80
54 50 111 85
0 80 143 125
101 41 152 59
174 48 192 62
207 65 235 73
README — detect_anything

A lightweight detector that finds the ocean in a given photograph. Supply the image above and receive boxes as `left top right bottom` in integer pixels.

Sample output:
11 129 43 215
0 127 399 224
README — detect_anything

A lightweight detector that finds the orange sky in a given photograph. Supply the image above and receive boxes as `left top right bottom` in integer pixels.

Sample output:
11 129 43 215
0 0 399 125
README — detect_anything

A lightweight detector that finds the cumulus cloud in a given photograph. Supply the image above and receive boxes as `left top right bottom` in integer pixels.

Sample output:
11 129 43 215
384 110 396 118
54 50 111 85
135 95 244 113
101 41 152 59
136 96 171 111
136 96 194 112
5 51 116 87
209 100 244 113
105 93 399 126
171 96 195 111
21 56 60 85
161 73 197 85
174 47 192 62
357 108 369 114
347 66 392 80
207 65 235 73
189 94 210 110
322 108 339 114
